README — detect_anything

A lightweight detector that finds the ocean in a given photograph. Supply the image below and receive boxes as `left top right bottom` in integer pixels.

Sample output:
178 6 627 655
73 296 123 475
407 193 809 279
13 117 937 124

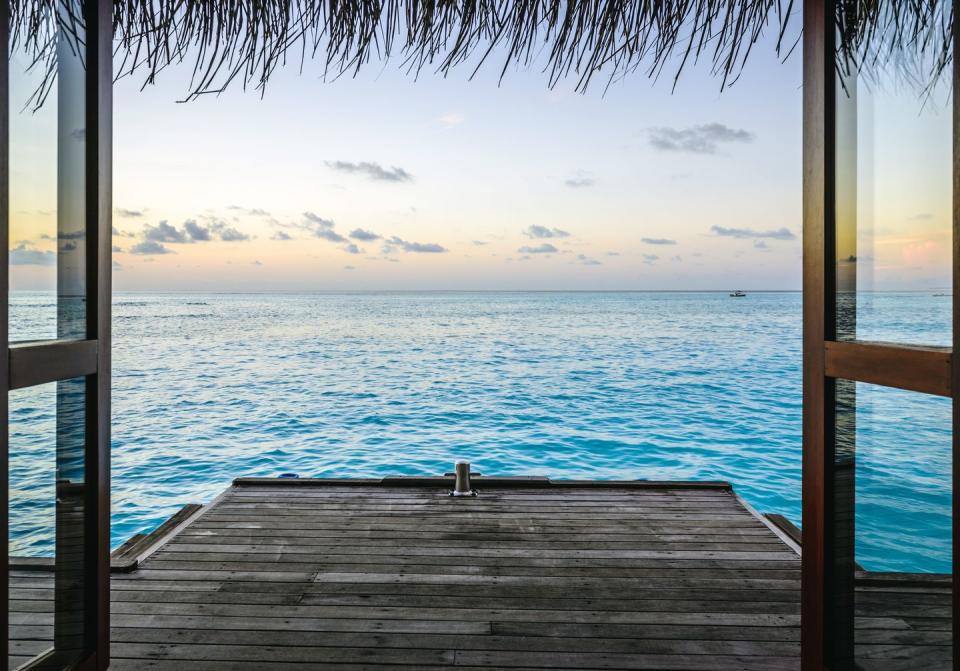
8 291 952 572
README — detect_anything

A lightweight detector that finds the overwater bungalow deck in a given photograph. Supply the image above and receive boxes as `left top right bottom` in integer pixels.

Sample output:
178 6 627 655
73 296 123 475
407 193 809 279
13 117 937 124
9 477 950 670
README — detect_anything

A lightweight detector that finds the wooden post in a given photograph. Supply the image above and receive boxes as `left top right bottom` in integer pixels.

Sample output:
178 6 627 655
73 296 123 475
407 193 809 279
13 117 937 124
801 0 835 668
84 0 113 665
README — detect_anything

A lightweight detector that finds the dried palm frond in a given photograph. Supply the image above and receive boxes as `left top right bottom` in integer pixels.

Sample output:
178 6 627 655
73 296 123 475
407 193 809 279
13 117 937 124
7 0 954 110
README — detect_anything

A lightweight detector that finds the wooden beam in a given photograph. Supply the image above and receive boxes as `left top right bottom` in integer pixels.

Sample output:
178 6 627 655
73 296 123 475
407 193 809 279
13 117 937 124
8 339 98 390
801 0 833 668
0 2 9 667
86 0 113 665
824 340 951 397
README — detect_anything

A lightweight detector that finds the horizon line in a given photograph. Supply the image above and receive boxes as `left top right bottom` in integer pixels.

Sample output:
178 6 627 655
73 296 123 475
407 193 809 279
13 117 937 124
10 288 953 295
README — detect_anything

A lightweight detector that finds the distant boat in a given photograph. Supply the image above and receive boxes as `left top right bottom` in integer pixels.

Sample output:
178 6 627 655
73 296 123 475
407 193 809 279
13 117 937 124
730 290 747 298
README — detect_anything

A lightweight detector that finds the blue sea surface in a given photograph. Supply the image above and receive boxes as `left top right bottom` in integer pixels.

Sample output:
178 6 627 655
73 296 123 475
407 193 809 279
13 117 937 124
8 291 953 573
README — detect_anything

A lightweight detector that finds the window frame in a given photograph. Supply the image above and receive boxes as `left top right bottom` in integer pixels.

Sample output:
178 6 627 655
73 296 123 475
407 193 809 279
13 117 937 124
1 0 112 668
801 0 959 667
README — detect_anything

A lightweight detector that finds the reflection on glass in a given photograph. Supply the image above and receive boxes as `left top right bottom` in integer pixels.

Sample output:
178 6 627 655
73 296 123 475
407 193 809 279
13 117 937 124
9 1 87 343
835 6 952 347
9 44 58 342
55 12 86 341
831 383 952 669
8 0 90 664
854 385 951 573
8 379 88 670
8 384 56 670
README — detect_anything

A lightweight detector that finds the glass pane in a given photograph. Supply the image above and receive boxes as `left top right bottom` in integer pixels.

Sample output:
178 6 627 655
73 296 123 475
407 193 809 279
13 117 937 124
8 378 88 669
831 382 952 669
8 383 56 669
834 4 952 346
8 380 88 669
9 3 87 343
853 385 952 574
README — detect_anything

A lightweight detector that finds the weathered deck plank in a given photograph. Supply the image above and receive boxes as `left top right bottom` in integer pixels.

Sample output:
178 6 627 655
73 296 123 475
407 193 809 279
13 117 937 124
7 478 951 669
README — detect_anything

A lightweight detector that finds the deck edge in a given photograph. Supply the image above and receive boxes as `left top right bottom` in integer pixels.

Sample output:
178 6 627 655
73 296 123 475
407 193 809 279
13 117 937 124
232 476 734 490
110 487 235 573
732 492 802 556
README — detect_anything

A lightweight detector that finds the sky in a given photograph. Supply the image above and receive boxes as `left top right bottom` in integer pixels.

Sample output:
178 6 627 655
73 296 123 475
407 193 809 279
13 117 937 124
7 15 953 292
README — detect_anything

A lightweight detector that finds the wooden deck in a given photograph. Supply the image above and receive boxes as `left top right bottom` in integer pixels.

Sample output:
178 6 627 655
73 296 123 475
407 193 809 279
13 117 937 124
8 477 951 670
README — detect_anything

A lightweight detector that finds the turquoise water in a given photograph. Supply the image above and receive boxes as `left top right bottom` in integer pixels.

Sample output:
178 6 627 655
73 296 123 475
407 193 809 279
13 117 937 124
8 291 953 573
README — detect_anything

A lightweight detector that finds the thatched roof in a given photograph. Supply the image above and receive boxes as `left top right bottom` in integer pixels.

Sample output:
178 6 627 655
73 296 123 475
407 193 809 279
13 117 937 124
8 1 953 109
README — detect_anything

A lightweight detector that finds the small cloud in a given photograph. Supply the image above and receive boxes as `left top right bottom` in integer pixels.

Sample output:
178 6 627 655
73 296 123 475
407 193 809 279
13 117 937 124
252 260 263 266
472 240 489 246
326 161 413 183
385 236 446 253
518 243 558 254
577 254 602 266
565 177 594 189
342 243 364 254
143 221 187 244
642 254 659 265
112 245 123 253
219 227 250 242
183 219 212 241
112 260 123 271
711 225 796 240
301 213 346 242
523 225 570 239
170 215 251 242
642 237 677 246
130 240 173 255
349 228 380 241
606 251 620 257
910 212 935 221
344 265 356 270
316 228 347 243
43 230 84 241
10 242 55 266
271 231 292 241
116 208 143 218
438 113 465 127
303 212 335 228
754 240 770 250
648 123 754 154
670 255 682 262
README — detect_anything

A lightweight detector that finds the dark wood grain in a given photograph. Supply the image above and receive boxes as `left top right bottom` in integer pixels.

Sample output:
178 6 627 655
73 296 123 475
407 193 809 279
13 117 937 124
7 340 98 390
802 0 833 667
87 0 113 666
824 340 951 397
13 481 803 670
8 479 952 669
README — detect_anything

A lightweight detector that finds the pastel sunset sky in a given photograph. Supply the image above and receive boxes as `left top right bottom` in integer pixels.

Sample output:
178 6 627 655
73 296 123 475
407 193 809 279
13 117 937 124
8 21 952 291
